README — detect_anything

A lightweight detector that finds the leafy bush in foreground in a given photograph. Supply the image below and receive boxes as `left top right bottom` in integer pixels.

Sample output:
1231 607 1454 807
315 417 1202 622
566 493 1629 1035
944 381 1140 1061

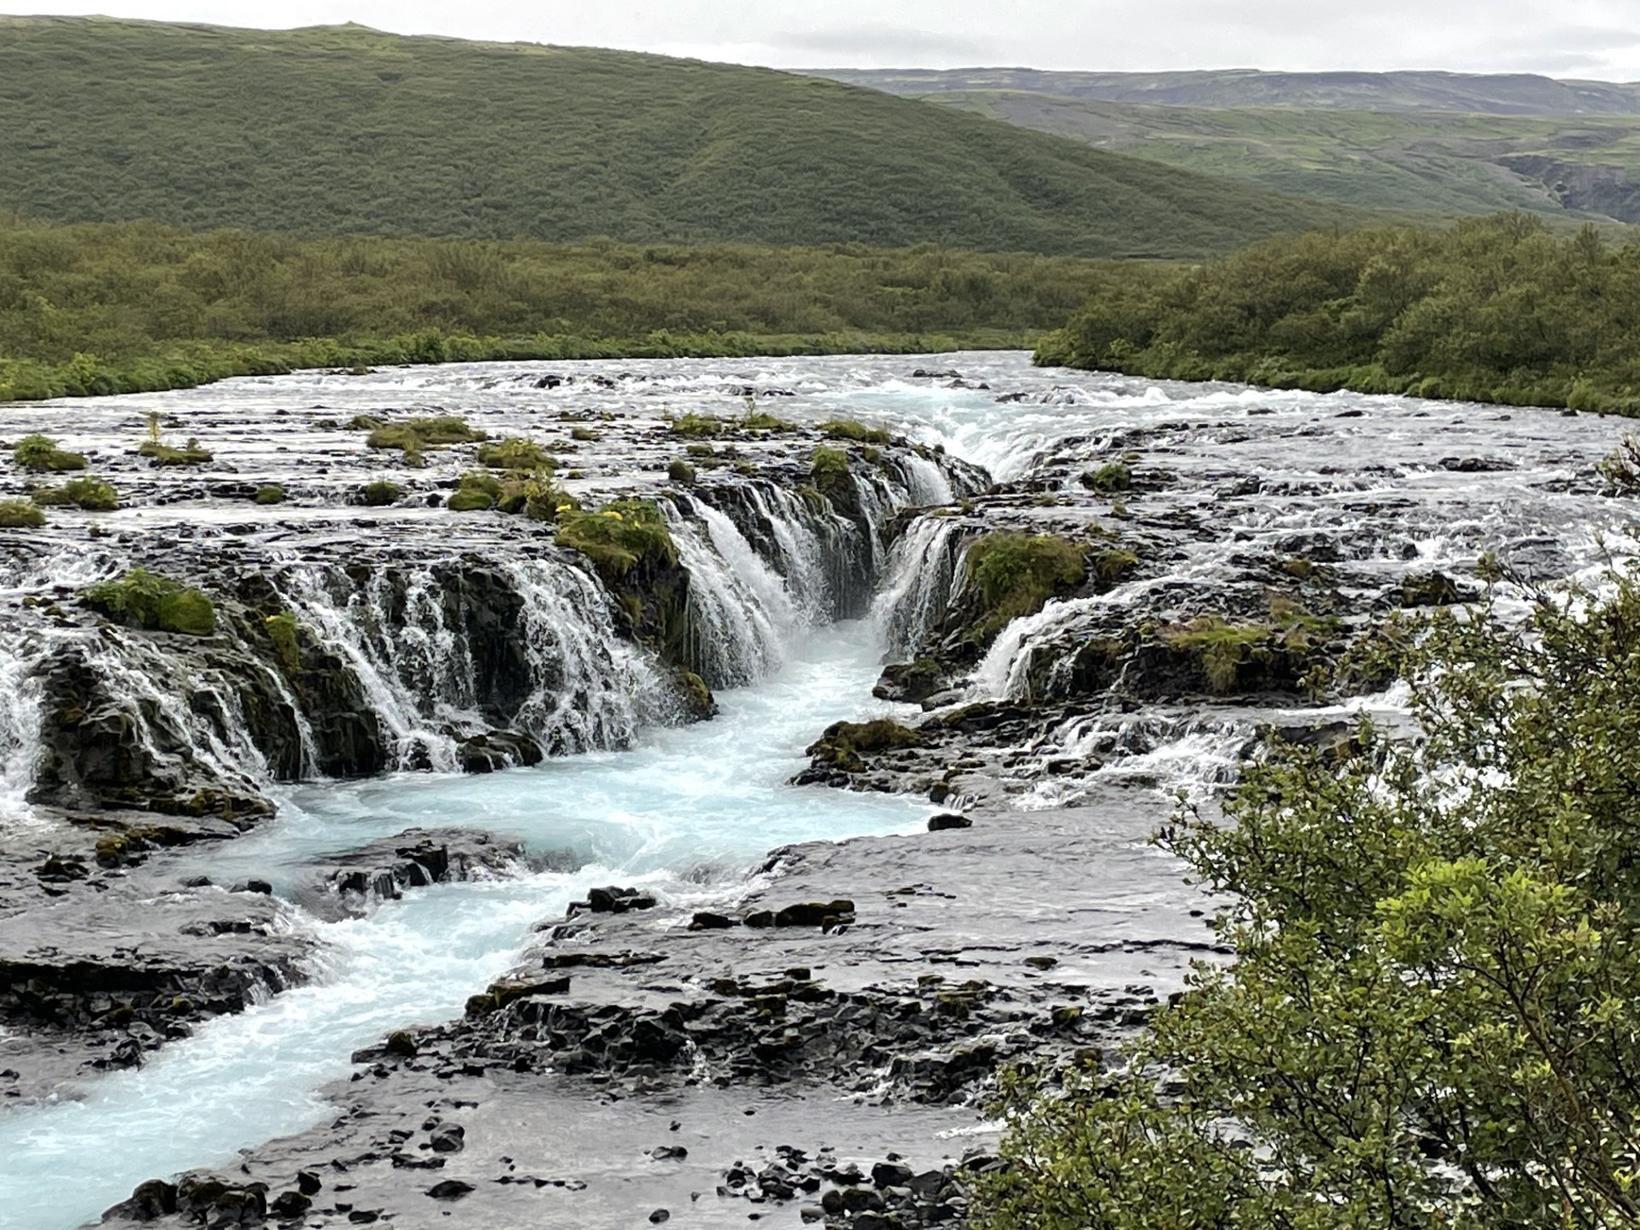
978 571 1640 1229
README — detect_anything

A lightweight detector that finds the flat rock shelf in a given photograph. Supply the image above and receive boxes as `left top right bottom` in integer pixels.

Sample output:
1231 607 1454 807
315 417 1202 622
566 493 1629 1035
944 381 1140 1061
0 351 1632 1229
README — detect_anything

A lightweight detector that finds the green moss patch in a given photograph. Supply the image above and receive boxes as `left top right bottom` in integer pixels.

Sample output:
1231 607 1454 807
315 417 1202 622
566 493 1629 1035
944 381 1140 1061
807 718 924 773
82 567 216 636
1080 462 1132 494
263 611 301 673
0 498 45 528
667 458 696 484
31 475 119 510
253 484 286 505
556 498 676 577
476 437 553 470
14 433 87 472
138 438 212 466
963 532 1087 640
360 480 403 506
819 418 891 444
366 415 486 459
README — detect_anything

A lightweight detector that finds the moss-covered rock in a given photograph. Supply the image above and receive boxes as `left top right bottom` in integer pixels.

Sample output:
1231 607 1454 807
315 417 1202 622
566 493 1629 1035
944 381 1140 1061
556 498 677 577
820 418 891 444
1081 462 1132 493
252 484 286 505
31 475 119 510
476 437 553 470
138 438 212 466
667 458 696 484
962 532 1086 641
13 433 87 472
0 498 45 528
263 612 302 673
359 480 403 507
366 415 486 456
447 488 496 512
806 718 924 774
81 568 216 636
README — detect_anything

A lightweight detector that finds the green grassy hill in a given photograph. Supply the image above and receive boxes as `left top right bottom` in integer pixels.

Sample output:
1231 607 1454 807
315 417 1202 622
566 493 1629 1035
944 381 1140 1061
0 17 1371 259
919 91 1640 221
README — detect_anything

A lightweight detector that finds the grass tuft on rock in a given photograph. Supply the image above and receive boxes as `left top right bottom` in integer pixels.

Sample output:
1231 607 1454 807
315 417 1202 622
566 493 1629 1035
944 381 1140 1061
667 458 696 484
138 437 213 466
0 498 46 528
556 498 676 577
820 418 891 444
476 437 554 470
366 415 486 458
963 532 1087 640
13 433 87 472
81 567 216 636
359 480 403 507
31 475 120 510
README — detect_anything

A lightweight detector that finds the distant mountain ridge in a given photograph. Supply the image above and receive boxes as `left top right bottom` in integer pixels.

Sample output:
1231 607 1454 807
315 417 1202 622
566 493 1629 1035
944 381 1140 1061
819 68 1640 116
0 16 1379 258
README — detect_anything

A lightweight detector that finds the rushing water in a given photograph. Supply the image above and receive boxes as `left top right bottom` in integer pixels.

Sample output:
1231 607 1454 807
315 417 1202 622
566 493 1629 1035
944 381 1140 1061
1 351 1636 1228
0 624 921 1230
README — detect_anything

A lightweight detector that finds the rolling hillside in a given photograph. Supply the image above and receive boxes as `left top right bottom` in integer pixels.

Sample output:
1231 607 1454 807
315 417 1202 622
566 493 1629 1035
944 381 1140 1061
918 91 1640 221
0 17 1372 258
821 68 1640 222
821 68 1640 115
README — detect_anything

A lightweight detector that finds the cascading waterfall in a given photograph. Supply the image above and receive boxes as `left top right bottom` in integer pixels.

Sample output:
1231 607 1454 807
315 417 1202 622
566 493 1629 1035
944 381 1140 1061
896 453 955 506
504 559 666 752
739 484 846 618
277 562 476 771
0 634 48 826
870 514 966 657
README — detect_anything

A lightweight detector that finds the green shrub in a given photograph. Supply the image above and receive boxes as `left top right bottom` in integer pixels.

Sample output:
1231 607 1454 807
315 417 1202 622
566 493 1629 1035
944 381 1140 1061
476 437 553 469
819 417 890 444
81 567 216 636
1599 435 1640 494
359 480 403 506
556 498 676 576
810 446 849 482
963 532 1086 639
32 475 119 510
667 458 696 484
13 433 87 472
253 484 286 504
0 498 45 528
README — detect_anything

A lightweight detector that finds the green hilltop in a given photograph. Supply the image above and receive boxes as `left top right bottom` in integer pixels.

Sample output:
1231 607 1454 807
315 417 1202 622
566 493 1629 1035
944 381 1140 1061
0 16 1372 258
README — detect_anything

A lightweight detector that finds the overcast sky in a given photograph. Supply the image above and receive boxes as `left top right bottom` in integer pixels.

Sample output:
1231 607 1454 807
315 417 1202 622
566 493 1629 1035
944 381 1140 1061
5 1 1640 80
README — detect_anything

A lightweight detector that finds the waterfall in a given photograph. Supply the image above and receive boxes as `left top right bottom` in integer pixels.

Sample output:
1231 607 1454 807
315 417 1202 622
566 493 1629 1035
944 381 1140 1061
664 507 787 688
970 592 1117 700
505 559 665 751
0 634 48 828
898 453 955 506
870 515 965 658
277 563 475 772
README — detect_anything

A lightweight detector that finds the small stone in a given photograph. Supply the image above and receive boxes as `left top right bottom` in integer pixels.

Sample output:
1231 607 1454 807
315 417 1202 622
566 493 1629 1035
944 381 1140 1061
427 1180 473 1200
927 813 972 831
648 1209 670 1224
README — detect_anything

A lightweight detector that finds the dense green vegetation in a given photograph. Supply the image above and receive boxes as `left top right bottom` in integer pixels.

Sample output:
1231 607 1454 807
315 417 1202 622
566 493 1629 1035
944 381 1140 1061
0 217 1128 404
979 570 1640 1227
1038 214 1640 414
920 92 1640 221
0 18 1365 258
